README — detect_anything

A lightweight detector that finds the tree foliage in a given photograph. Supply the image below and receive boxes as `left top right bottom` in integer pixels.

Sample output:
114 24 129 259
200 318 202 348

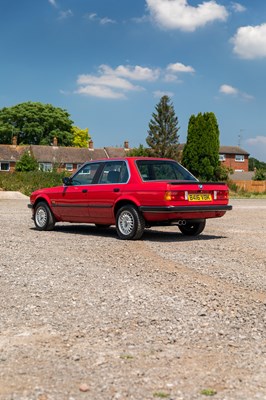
146 96 180 159
0 102 74 146
128 144 150 157
72 126 90 148
249 157 266 171
182 112 220 181
15 150 39 172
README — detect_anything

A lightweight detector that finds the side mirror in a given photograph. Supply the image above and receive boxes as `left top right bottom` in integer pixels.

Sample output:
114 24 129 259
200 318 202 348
63 177 72 186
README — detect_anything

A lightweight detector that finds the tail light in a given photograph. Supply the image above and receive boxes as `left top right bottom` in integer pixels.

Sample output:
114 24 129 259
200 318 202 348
214 190 229 200
164 191 187 201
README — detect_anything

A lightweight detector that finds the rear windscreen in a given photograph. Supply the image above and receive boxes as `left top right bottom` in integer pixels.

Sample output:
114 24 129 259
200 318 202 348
136 160 197 181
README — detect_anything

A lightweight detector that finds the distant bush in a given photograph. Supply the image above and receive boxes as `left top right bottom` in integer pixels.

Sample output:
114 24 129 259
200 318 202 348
0 170 70 196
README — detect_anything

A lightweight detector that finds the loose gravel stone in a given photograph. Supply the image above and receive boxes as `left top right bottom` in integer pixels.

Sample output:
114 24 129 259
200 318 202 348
0 198 265 400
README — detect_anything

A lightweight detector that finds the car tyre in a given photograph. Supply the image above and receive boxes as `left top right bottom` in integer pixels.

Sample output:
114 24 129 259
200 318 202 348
116 205 145 240
34 201 55 231
178 220 206 236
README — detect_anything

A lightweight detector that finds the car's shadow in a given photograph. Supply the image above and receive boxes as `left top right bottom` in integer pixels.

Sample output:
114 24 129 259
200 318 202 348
31 224 226 243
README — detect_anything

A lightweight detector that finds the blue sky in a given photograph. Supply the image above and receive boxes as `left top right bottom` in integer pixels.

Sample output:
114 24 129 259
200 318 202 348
1 0 266 161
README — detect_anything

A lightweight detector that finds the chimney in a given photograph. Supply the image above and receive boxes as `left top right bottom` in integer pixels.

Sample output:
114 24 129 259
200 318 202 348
124 140 129 150
89 140 94 150
53 137 58 146
12 136 17 146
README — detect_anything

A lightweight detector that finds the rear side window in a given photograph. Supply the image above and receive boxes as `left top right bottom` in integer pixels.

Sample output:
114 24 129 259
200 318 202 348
136 160 197 181
98 161 129 184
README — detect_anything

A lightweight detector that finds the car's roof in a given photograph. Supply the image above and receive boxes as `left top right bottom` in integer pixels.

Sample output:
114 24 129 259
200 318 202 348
85 157 175 162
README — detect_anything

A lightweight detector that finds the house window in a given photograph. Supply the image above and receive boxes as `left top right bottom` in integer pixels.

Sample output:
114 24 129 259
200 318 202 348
235 155 244 162
39 163 53 172
0 162 10 171
219 154 226 161
65 163 73 171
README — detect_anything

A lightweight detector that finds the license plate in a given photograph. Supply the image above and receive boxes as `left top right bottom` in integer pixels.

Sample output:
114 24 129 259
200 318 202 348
188 193 212 202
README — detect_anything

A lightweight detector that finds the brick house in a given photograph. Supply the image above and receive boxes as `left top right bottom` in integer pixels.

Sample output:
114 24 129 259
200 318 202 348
0 138 250 174
0 139 130 173
219 146 249 172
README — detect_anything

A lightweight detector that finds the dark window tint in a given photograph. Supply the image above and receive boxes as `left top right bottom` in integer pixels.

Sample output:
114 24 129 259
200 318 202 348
98 161 129 184
136 160 197 181
71 163 102 185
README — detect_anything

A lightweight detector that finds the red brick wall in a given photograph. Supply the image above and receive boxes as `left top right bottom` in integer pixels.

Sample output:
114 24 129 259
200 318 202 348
221 154 249 172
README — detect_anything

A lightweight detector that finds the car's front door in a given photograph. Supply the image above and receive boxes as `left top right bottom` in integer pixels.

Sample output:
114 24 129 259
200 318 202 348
53 162 102 222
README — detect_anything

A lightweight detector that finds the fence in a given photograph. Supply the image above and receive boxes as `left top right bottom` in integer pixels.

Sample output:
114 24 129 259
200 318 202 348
233 180 266 193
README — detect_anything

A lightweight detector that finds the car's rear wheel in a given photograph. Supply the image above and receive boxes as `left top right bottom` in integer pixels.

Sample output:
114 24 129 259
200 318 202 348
34 201 55 231
116 205 145 240
178 220 206 236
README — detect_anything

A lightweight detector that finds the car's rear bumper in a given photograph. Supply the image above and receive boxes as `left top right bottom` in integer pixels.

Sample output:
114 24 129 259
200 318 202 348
139 205 232 213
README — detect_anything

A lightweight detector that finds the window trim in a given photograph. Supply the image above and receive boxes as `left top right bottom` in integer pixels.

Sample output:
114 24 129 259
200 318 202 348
39 162 53 172
235 154 245 162
65 163 73 171
0 162 10 171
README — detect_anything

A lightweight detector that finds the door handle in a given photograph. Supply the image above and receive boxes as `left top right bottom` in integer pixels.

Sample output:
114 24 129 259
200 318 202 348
113 188 120 192
82 189 88 193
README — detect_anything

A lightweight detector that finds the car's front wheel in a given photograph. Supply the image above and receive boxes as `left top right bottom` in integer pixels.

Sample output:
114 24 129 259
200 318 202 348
34 201 55 231
178 220 206 236
116 205 145 240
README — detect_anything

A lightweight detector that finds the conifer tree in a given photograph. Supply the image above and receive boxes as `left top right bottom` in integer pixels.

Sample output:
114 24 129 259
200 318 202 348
182 112 220 181
146 96 180 159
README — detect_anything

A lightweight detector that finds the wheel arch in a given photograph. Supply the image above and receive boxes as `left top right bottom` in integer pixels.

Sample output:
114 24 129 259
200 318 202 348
32 195 52 209
114 198 141 217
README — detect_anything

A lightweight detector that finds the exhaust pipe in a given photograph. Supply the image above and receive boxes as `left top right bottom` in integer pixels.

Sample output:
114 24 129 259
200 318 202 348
176 220 186 226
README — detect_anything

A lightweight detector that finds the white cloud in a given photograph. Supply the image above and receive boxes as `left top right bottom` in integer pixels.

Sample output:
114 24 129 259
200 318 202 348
246 136 266 146
85 13 116 25
231 2 246 13
77 73 142 91
75 62 194 99
219 84 238 95
153 90 174 98
245 136 266 161
48 0 57 7
219 84 253 100
108 65 160 81
167 62 195 73
77 85 126 99
231 23 266 59
146 0 228 32
76 64 157 99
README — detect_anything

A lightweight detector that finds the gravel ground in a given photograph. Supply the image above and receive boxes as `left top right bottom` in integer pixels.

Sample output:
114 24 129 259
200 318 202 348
0 197 265 400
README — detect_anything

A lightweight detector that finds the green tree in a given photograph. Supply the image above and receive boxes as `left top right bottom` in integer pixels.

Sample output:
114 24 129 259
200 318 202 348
0 102 74 146
72 126 90 147
146 96 180 159
15 150 39 172
249 157 266 171
128 144 150 157
182 112 220 181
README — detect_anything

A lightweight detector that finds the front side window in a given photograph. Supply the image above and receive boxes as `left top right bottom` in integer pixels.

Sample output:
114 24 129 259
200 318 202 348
98 161 129 184
71 162 102 185
0 162 10 171
219 154 226 161
235 155 244 162
136 160 197 181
